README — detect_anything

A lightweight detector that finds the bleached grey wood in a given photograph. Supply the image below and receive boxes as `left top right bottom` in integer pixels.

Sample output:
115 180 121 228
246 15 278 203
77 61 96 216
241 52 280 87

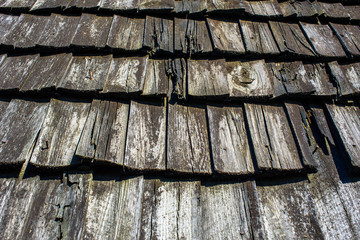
67 0 101 9
142 59 169 96
0 0 36 8
0 14 20 43
246 0 283 17
308 104 335 145
30 0 67 10
345 5 360 21
143 16 173 53
138 0 174 12
165 58 187 99
327 61 357 96
303 63 337 96
207 105 254 175
139 179 155 239
0 178 16 224
317 2 350 20
330 23 360 57
124 101 166 171
100 0 138 11
278 0 318 18
206 0 247 12
0 99 10 121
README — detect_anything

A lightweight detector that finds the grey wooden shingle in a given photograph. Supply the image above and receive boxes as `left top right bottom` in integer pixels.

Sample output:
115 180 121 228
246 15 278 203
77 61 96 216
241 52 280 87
30 0 67 11
330 23 360 57
100 0 138 11
142 59 169 96
138 0 175 12
278 0 318 18
206 0 248 13
245 0 283 17
66 0 102 9
303 63 337 96
327 61 360 96
0 14 20 42
143 16 173 53
345 5 360 21
0 0 36 9
317 2 350 20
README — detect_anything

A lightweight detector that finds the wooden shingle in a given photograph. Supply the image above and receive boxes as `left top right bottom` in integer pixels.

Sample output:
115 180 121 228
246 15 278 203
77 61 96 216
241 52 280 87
0 14 19 41
0 0 36 9
100 0 138 11
143 16 173 53
245 0 283 17
142 59 169 96
138 0 175 12
30 0 67 11
317 2 350 20
66 0 102 9
206 0 248 13
278 0 318 18
327 61 360 96
330 23 360 57
303 63 336 96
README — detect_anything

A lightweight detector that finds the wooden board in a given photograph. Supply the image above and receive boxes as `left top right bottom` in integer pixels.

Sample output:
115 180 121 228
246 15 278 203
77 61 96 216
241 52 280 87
345 5 360 21
0 99 10 122
30 99 90 167
71 14 112 48
206 0 247 13
330 23 360 57
0 99 49 166
165 58 187 99
188 59 229 97
246 0 283 17
67 0 101 9
142 59 169 96
0 178 16 233
37 14 80 48
308 104 335 146
317 2 350 20
167 103 212 174
138 0 174 12
207 18 245 54
269 21 316 56
227 59 273 98
244 103 303 171
239 20 279 55
143 16 173 53
278 0 318 18
100 0 138 11
20 53 72 92
300 22 347 58
207 105 254 174
0 14 19 42
303 63 337 96
106 15 145 51
102 56 147 95
0 0 36 9
327 61 358 96
124 101 166 171
0 54 39 91
58 55 112 92
30 0 67 11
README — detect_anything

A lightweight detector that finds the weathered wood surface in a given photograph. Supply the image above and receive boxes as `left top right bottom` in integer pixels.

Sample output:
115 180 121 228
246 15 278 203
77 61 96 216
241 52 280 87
327 61 359 96
227 60 273 98
165 58 187 99
106 15 144 51
0 0 36 9
207 18 245 54
142 59 169 96
0 178 16 231
188 59 229 97
30 0 67 11
207 105 254 174
143 16 173 53
0 54 39 91
20 53 72 92
100 0 138 11
37 14 80 48
345 5 360 21
300 22 347 58
326 104 360 170
330 23 360 57
206 0 248 13
240 20 279 55
279 0 318 18
0 14 19 42
124 101 166 171
102 56 147 95
246 0 283 17
303 63 337 96
244 103 303 171
58 55 112 92
317 2 350 20
167 103 212 174
30 99 90 167
67 0 101 9
0 99 10 121
71 14 112 48
138 0 174 12
308 104 335 145
0 99 48 166
269 21 316 56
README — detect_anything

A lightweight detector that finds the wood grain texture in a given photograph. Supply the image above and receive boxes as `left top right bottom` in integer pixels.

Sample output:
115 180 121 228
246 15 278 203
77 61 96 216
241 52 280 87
206 0 247 12
317 2 350 20
246 0 283 17
345 5 360 21
303 63 337 96
30 0 67 10
330 23 360 57
227 60 273 98
0 99 10 121
124 101 166 171
143 16 173 53
308 104 335 146
279 0 318 18
165 58 187 99
207 105 254 174
30 99 90 167
138 0 174 12
67 0 101 9
0 14 19 42
142 59 169 96
100 0 138 11
167 103 212 174
0 0 36 8
327 61 359 96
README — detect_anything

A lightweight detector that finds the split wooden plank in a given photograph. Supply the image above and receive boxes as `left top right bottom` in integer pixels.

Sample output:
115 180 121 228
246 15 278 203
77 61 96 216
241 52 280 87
278 0 318 18
245 0 283 17
58 55 112 93
317 2 350 20
201 181 254 240
81 176 144 240
269 21 316 56
100 0 138 11
227 59 273 98
300 22 347 58
1 14 49 48
188 59 229 97
0 54 39 91
20 53 72 92
142 59 169 96
308 104 335 146
240 20 279 55
30 0 67 11
330 23 360 57
124 101 166 171
138 0 175 12
30 99 90 167
102 56 147 95
207 105 254 175
244 103 303 171
0 99 49 166
207 18 246 54
0 0 36 9
37 14 80 48
345 5 360 21
326 104 360 170
71 14 113 48
206 0 248 13
167 103 212 174
327 61 360 96
143 16 173 53
106 15 145 51
0 14 20 43
165 58 187 99
303 63 337 96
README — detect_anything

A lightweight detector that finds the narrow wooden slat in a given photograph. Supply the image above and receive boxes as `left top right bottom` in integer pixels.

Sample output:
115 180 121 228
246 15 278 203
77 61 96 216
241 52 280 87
143 16 173 53
139 179 156 239
67 0 101 9
317 2 350 20
308 104 335 146
138 0 174 12
303 63 337 96
246 0 283 17
327 61 358 96
0 99 10 122
165 58 187 99
100 0 138 11
167 103 211 174
0 0 36 9
330 23 360 57
0 14 20 42
142 59 169 96
124 101 166 171
0 178 16 226
30 0 67 11
279 0 318 18
207 105 254 175
206 0 247 13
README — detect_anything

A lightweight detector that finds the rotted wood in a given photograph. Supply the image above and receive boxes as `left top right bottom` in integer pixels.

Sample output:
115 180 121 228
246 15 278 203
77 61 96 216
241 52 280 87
227 59 273 98
165 58 187 99
30 99 90 167
308 104 335 146
107 15 145 51
207 105 254 175
330 23 360 57
138 0 175 12
327 61 359 96
66 0 101 9
143 16 173 53
245 0 283 17
188 59 229 97
102 56 147 95
317 2 350 20
1 14 49 48
58 55 112 93
278 0 318 18
124 101 166 171
345 5 360 21
37 14 80 48
239 20 279 55
269 21 316 56
20 53 72 92
0 54 39 91
100 0 138 11
303 63 337 96
30 0 68 11
207 18 246 54
142 59 169 96
244 103 303 171
0 0 36 9
300 22 347 58
326 104 360 170
71 13 113 48
167 103 212 174
0 14 19 41
206 0 248 13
